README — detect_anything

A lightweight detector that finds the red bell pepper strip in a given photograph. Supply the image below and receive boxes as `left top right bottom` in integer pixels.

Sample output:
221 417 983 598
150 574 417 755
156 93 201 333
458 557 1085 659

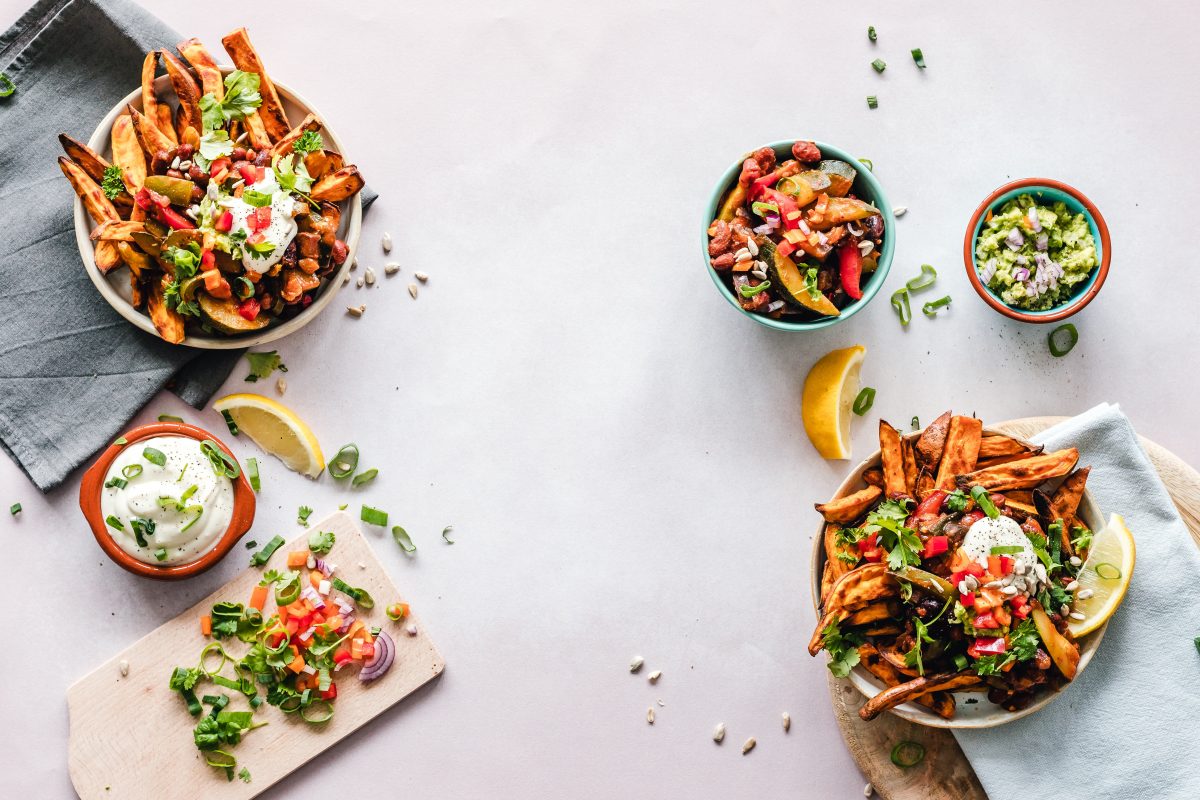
763 189 802 230
749 169 781 199
838 244 863 300
156 205 195 231
923 535 949 559
973 612 1000 630
238 297 261 321
960 591 975 607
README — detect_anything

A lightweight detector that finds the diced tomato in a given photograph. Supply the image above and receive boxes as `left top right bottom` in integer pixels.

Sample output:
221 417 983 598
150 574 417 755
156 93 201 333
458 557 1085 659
1009 595 1027 610
776 239 796 258
923 535 949 559
856 532 879 553
210 157 231 177
987 555 1013 577
156 205 195 231
960 591 975 607
135 187 169 210
254 206 271 230
319 683 337 700
861 549 883 563
960 511 985 527
1011 603 1030 620
215 210 234 232
285 619 299 636
361 642 375 660
200 249 215 270
333 648 353 666
237 163 258 184
967 636 1008 659
256 166 267 183
973 612 1000 630
237 297 261 321
837 244 863 300
950 561 986 587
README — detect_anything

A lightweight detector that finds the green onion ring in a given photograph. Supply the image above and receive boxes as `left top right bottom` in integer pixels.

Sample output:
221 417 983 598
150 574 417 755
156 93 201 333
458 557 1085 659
301 699 335 724
970 485 1000 519
852 387 876 416
890 740 925 768
0 73 15 97
143 446 167 466
922 295 952 317
905 264 937 292
279 694 303 713
890 288 912 326
1048 323 1079 357
351 468 379 487
247 457 260 492
122 463 143 480
199 643 228 676
738 280 772 298
1094 562 1122 580
157 414 184 423
328 444 360 479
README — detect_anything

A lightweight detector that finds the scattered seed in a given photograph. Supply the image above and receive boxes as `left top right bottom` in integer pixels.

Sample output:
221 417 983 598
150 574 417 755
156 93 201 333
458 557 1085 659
356 278 364 288
382 232 393 252
408 283 418 299
746 237 759 256
648 670 662 684
415 271 429 282
741 737 756 755
864 783 875 798
734 251 752 263
657 699 665 707
351 257 358 271
1001 585 1019 597
1077 588 1094 600
1069 556 1083 567
1065 580 1079 592
364 267 376 286
713 723 726 743
1069 611 1086 621
857 240 874 256
346 305 365 317
276 377 287 396
118 659 129 677
405 623 418 636
1059 604 1070 616
385 262 400 276
893 206 908 217
629 656 644 674
782 712 791 732
342 275 350 285
646 708 655 725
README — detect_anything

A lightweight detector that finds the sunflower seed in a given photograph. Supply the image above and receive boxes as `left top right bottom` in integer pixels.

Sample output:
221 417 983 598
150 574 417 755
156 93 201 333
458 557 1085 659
405 623 418 636
893 206 908 216
657 699 665 707
1060 604 1070 616
178 159 192 171
351 257 358 271
385 262 400 276
342 275 350 285
751 269 767 280
382 232 393 252
648 670 662 684
1034 563 1048 583
1069 611 1086 621
356 278 364 288
741 737 756 755
415 271 429 282
629 656 644 673
857 240 874 256
408 283 418 299
746 237 759 256
364 267 376 286
782 712 791 732
118 659 129 677
1002 585 1019 597
1077 588 1094 600
170 156 180 170
1066 580 1079 592
346 305 365 317
713 723 726 743
864 783 875 798
276 377 287 396
1069 556 1082 567
957 580 971 595
646 708 655 725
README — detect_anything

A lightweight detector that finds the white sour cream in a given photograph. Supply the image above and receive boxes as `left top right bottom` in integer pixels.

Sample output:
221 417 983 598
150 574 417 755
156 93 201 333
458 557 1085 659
960 515 1035 570
100 435 234 566
220 172 301 274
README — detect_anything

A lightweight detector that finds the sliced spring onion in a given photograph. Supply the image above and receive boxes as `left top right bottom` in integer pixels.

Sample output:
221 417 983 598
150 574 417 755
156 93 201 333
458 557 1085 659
122 463 143 480
970 486 1000 519
922 295 952 317
245 540 257 549
332 576 374 608
866 95 878 109
180 506 204 533
233 276 255 300
105 477 128 489
391 525 416 553
738 280 772 298
1048 323 1079 357
177 463 189 482
890 287 911 325
274 571 302 605
10 502 22 515
871 58 886 73
990 545 1024 555
249 534 285 567
442 525 455 544
361 505 388 527
154 548 168 561
200 439 241 478
328 444 360 479
867 25 877 41
852 387 876 416
246 457 260 492
130 518 155 547
181 484 198 503
105 514 124 530
199 642 228 675
911 48 926 68
301 699 335 724
157 414 184 423
351 468 379 487
750 201 779 217
859 157 873 172
911 416 920 429
279 694 303 713
890 740 925 768
905 264 937 292
143 446 167 466
114 436 128 445
0 73 14 97
1094 562 1122 580
220 409 240 436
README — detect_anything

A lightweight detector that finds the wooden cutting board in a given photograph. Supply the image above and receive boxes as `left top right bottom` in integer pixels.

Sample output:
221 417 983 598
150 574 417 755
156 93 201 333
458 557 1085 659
828 417 1200 800
67 511 444 799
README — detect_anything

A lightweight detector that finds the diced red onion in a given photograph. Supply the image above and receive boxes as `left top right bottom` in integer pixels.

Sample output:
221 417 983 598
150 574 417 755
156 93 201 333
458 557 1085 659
816 231 828 246
764 300 785 313
752 223 773 235
359 631 395 682
300 625 316 641
313 558 334 577
1013 267 1030 281
1005 229 1025 250
797 220 812 235
1015 254 1028 265
979 258 998 284
1027 207 1042 232
1035 234 1048 252
846 223 863 237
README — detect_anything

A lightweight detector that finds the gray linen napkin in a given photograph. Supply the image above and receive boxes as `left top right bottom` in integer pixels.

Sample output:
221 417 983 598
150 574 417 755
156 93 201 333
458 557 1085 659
954 403 1200 800
0 0 374 492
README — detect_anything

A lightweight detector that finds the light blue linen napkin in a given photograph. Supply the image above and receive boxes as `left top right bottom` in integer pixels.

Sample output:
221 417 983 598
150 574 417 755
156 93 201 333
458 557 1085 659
954 403 1200 800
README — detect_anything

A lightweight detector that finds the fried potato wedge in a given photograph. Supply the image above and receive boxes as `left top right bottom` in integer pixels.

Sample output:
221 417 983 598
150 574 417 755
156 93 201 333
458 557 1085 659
815 485 882 524
127 103 175 158
914 410 952 469
810 564 898 655
147 279 185 344
861 467 884 489
160 49 203 132
111 115 146 193
902 437 919 497
857 643 956 719
859 671 980 721
958 448 1080 492
89 220 146 242
269 113 322 158
934 416 983 490
243 110 272 149
129 268 145 309
879 420 907 498
310 166 364 203
1050 466 1090 520
177 38 223 98
979 434 1038 460
221 27 291 140
58 133 111 185
94 242 122 273
843 602 897 627
140 51 163 138
822 525 859 603
116 241 152 278
158 104 178 145
59 156 117 225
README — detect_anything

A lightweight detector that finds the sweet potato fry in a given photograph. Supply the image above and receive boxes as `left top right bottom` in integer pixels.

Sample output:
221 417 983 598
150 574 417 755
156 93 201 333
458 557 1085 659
221 27 291 140
127 103 175 158
958 448 1080 492
111 115 146 193
915 468 935 500
269 113 322 158
857 643 957 719
879 421 907 498
861 467 884 489
89 220 146 242
810 564 899 655
140 52 163 138
157 104 178 145
934 416 983 490
177 38 223 98
901 437 919 497
1050 467 1090 520
147 279 185 344
58 157 117 224
843 602 896 627
310 166 364 203
1034 489 1077 558
160 49 203 132
129 269 145 309
243 110 272 149
976 449 1045 469
859 671 981 721
815 485 882 524
94 242 122 273
57 134 111 184
116 242 152 278
979 434 1037 460
822 525 859 602
915 410 952 469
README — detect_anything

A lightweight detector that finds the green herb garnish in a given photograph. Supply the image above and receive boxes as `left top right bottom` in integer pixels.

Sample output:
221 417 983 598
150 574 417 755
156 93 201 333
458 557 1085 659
804 267 821 300
244 351 287 382
101 165 124 200
297 505 313 526
738 280 772 298
0 73 14 97
249 535 285 567
143 447 167 466
200 439 241 479
130 518 155 548
308 530 335 554
157 414 184 423
867 26 877 42
328 444 360 479
821 619 863 677
10 502 21 516
105 514 124 530
155 548 168 561
331 577 374 608
891 741 925 768
292 130 324 156
944 489 970 512
122 463 143 480
989 545 1024 555
220 410 240 436
442 525 455 544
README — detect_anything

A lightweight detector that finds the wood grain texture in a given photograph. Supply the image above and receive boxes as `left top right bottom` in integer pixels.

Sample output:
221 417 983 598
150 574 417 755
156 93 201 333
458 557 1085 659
829 417 1200 800
67 512 444 800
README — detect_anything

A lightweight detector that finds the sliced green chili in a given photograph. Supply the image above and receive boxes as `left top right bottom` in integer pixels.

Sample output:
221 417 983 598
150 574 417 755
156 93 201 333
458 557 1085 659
970 486 1000 519
122 463 143 480
905 264 937 292
200 439 240 479
922 296 952 317
853 387 876 416
1048 323 1079 357
859 158 873 172
328 444 360 479
891 740 925 767
891 287 911 326
157 414 184 423
360 505 388 527
351 468 379 487
246 457 260 492
301 699 335 724
0 73 14 97
990 545 1024 555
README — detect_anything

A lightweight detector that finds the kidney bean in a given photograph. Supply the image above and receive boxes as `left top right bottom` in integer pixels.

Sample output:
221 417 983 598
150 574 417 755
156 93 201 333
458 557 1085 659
188 163 207 182
791 140 822 162
231 147 247 162
711 253 735 270
190 186 205 203
176 143 194 160
330 239 348 265
166 168 184 179
254 149 270 167
708 220 732 256
151 150 171 173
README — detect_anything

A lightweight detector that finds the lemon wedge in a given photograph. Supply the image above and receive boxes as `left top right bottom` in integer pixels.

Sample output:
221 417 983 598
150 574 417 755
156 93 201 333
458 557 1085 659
801 345 865 460
1067 513 1136 637
212 393 325 478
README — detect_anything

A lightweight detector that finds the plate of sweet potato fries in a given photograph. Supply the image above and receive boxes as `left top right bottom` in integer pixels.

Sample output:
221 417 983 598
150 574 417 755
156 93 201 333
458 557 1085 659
57 27 364 348
808 411 1111 728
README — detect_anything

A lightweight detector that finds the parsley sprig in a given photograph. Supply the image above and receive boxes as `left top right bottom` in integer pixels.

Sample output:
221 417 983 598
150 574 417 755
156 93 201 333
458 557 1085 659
101 164 124 199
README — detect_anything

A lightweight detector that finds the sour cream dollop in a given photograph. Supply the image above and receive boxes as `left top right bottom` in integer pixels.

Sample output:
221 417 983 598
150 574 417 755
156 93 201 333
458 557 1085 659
220 171 302 274
100 435 234 566
960 515 1035 571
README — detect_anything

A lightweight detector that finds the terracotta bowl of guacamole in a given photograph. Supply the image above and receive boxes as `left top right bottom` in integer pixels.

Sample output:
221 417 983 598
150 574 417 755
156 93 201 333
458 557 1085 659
964 178 1110 323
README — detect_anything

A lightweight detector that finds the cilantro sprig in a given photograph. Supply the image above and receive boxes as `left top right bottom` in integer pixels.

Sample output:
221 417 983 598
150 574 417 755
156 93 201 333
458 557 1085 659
244 351 287 383
198 70 262 132
822 620 864 677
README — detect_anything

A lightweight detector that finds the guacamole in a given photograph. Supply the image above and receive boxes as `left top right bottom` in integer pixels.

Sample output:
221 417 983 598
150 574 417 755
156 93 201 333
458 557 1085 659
974 194 1097 311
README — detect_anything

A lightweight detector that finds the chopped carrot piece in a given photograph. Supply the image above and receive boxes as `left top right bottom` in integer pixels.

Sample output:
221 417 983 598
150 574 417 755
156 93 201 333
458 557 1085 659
200 615 212 636
249 585 269 611
286 551 308 568
350 639 362 659
309 571 322 590
287 652 306 673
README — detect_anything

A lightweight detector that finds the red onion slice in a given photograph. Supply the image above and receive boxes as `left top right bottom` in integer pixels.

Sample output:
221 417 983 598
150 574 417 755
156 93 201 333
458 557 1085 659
360 630 395 682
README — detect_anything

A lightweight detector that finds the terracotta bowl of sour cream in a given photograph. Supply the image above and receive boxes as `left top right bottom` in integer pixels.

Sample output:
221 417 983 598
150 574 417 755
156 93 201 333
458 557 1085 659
79 422 256 579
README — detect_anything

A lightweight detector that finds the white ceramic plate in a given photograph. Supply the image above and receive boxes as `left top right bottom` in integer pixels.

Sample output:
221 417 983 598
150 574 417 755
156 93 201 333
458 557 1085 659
808 428 1107 729
73 69 363 349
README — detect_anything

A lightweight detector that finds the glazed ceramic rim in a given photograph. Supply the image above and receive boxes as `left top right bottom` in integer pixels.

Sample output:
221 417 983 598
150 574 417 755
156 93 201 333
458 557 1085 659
963 178 1110 324
701 140 896 332
78 422 256 580
807 427 1108 729
73 69 363 349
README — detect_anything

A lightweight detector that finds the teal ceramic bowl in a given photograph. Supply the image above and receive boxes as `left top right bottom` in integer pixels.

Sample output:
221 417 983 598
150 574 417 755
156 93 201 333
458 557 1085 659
702 140 895 331
964 178 1110 324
